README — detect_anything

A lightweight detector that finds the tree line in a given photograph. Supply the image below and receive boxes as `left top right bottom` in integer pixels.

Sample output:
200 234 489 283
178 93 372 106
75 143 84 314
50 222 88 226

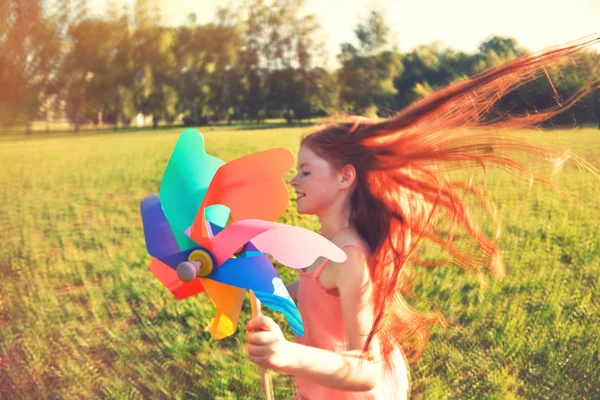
1 0 599 133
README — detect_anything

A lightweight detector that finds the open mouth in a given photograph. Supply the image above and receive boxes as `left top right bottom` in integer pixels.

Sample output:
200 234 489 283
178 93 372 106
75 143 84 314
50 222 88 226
296 193 306 200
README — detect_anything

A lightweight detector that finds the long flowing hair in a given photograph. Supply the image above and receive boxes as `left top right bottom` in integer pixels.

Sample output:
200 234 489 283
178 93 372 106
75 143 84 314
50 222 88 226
301 36 599 363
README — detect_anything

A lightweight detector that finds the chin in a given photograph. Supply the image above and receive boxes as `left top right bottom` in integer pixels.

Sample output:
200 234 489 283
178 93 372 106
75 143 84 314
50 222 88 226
295 205 309 215
295 201 314 215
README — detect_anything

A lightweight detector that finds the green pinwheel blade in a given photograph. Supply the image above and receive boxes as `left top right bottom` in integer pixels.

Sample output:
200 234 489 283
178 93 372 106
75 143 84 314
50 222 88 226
204 204 231 237
160 129 225 250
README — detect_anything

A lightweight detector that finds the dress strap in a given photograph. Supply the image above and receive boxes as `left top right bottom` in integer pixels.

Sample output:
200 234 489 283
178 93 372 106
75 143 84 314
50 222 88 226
312 242 369 279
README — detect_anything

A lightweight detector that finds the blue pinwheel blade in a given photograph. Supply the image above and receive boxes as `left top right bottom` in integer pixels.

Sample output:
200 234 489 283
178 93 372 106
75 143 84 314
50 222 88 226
140 194 180 258
160 129 225 250
211 255 280 292
210 255 304 336
246 242 260 252
253 290 304 337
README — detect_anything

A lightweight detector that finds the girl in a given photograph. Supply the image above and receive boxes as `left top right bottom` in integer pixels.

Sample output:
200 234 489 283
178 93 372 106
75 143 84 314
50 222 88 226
245 37 599 399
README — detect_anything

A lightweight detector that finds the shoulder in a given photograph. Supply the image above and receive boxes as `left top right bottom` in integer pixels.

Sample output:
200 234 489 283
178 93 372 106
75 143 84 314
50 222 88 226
328 232 371 286
333 231 370 260
333 230 370 256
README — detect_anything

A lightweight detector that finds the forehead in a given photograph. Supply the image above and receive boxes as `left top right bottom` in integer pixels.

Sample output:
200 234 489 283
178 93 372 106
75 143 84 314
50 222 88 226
297 146 320 164
296 146 331 169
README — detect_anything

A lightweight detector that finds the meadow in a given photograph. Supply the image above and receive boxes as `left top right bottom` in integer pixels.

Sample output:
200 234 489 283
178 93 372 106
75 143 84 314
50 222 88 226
0 125 598 399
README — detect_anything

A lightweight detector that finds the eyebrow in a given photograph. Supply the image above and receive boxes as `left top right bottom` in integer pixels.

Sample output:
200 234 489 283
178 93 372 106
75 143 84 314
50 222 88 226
296 163 308 169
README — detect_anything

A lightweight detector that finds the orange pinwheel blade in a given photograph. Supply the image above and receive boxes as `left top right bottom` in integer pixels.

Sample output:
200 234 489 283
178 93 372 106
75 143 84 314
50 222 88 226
190 148 294 243
149 257 204 300
199 278 246 340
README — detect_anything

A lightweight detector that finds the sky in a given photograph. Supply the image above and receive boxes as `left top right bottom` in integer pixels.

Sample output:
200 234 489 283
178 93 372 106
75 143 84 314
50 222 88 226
86 0 599 64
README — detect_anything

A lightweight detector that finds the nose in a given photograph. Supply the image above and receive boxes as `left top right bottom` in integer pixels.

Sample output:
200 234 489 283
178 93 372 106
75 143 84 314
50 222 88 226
290 173 299 187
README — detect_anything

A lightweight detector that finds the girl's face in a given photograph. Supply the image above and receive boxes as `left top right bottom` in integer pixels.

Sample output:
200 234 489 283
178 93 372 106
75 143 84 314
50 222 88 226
290 146 342 215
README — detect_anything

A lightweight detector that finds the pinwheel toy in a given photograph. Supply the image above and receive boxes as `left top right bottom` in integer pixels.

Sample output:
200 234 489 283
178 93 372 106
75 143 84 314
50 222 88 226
140 129 347 343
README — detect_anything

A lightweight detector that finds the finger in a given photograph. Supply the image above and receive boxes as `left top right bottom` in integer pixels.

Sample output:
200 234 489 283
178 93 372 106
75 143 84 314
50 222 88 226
245 315 277 332
248 354 268 367
246 331 277 345
246 343 272 358
245 315 272 331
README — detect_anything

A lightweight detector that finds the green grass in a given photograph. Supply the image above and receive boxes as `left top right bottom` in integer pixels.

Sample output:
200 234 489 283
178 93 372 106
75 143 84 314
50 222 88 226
0 126 599 399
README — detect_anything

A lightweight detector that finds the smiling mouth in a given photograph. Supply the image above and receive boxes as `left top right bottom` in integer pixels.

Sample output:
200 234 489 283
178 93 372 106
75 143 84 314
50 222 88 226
297 194 306 200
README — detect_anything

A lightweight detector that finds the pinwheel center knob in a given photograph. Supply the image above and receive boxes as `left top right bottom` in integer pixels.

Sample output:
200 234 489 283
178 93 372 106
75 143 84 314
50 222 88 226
190 249 213 276
176 261 198 282
176 249 214 282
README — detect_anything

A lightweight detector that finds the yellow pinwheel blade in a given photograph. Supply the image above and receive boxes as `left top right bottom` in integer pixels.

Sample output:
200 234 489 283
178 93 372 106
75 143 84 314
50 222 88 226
199 278 246 340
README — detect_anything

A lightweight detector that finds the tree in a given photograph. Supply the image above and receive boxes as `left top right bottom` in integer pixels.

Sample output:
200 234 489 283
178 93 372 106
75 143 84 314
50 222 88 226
0 0 61 132
173 22 220 122
105 12 138 127
479 42 600 127
394 43 479 110
236 0 327 122
206 8 244 121
474 35 526 72
338 10 402 116
307 67 338 117
132 0 178 127
59 17 136 130
542 50 600 126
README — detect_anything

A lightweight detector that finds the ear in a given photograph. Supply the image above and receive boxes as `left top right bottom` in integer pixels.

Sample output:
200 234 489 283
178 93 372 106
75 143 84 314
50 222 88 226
338 164 356 190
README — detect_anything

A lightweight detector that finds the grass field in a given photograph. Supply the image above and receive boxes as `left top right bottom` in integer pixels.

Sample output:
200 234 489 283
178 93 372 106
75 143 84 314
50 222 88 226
0 126 599 399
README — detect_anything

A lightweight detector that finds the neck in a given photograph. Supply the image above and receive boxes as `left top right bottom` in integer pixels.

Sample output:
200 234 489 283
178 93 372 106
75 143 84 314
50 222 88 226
317 195 353 240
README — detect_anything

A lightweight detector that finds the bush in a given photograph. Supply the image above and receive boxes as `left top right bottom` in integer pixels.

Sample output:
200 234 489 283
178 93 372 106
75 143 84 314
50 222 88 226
182 115 209 127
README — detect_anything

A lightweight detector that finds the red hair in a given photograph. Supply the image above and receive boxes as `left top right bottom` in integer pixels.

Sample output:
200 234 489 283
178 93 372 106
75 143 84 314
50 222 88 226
301 36 599 363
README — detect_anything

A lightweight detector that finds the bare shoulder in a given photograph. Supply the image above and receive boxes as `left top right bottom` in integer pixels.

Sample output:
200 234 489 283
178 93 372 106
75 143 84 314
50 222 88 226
328 231 370 280
317 230 371 289
333 230 371 258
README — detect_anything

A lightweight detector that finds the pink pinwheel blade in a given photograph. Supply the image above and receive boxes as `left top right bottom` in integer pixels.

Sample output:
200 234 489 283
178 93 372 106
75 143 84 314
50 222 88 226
211 219 347 268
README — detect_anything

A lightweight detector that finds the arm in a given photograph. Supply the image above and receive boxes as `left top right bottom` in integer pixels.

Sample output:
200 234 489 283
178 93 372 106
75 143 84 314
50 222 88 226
247 247 382 391
280 341 381 391
286 279 299 300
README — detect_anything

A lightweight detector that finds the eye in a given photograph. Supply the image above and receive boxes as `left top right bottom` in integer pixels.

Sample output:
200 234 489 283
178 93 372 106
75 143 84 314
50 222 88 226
301 171 310 176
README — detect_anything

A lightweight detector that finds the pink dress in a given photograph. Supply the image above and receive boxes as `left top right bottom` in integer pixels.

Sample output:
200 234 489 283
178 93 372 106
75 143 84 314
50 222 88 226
293 243 410 400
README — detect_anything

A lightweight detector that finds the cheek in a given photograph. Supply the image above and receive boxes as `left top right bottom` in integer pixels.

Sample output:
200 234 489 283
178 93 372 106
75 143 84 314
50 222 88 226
296 178 338 214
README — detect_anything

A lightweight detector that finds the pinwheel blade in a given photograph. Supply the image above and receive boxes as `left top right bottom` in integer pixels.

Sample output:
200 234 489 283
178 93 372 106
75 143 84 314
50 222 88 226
211 219 347 268
210 255 304 336
199 278 246 340
140 194 180 259
253 290 304 337
191 148 293 242
204 204 230 238
149 257 204 300
160 129 224 250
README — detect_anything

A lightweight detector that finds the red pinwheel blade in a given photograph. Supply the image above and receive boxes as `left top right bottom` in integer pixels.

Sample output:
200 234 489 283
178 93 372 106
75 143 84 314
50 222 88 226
190 148 294 244
149 257 204 300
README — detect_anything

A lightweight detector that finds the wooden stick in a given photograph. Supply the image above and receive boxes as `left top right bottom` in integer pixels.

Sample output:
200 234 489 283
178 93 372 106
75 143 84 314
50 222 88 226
250 291 274 400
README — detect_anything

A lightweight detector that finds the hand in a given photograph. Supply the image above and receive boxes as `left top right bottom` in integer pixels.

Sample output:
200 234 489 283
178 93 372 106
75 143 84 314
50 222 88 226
245 315 291 370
